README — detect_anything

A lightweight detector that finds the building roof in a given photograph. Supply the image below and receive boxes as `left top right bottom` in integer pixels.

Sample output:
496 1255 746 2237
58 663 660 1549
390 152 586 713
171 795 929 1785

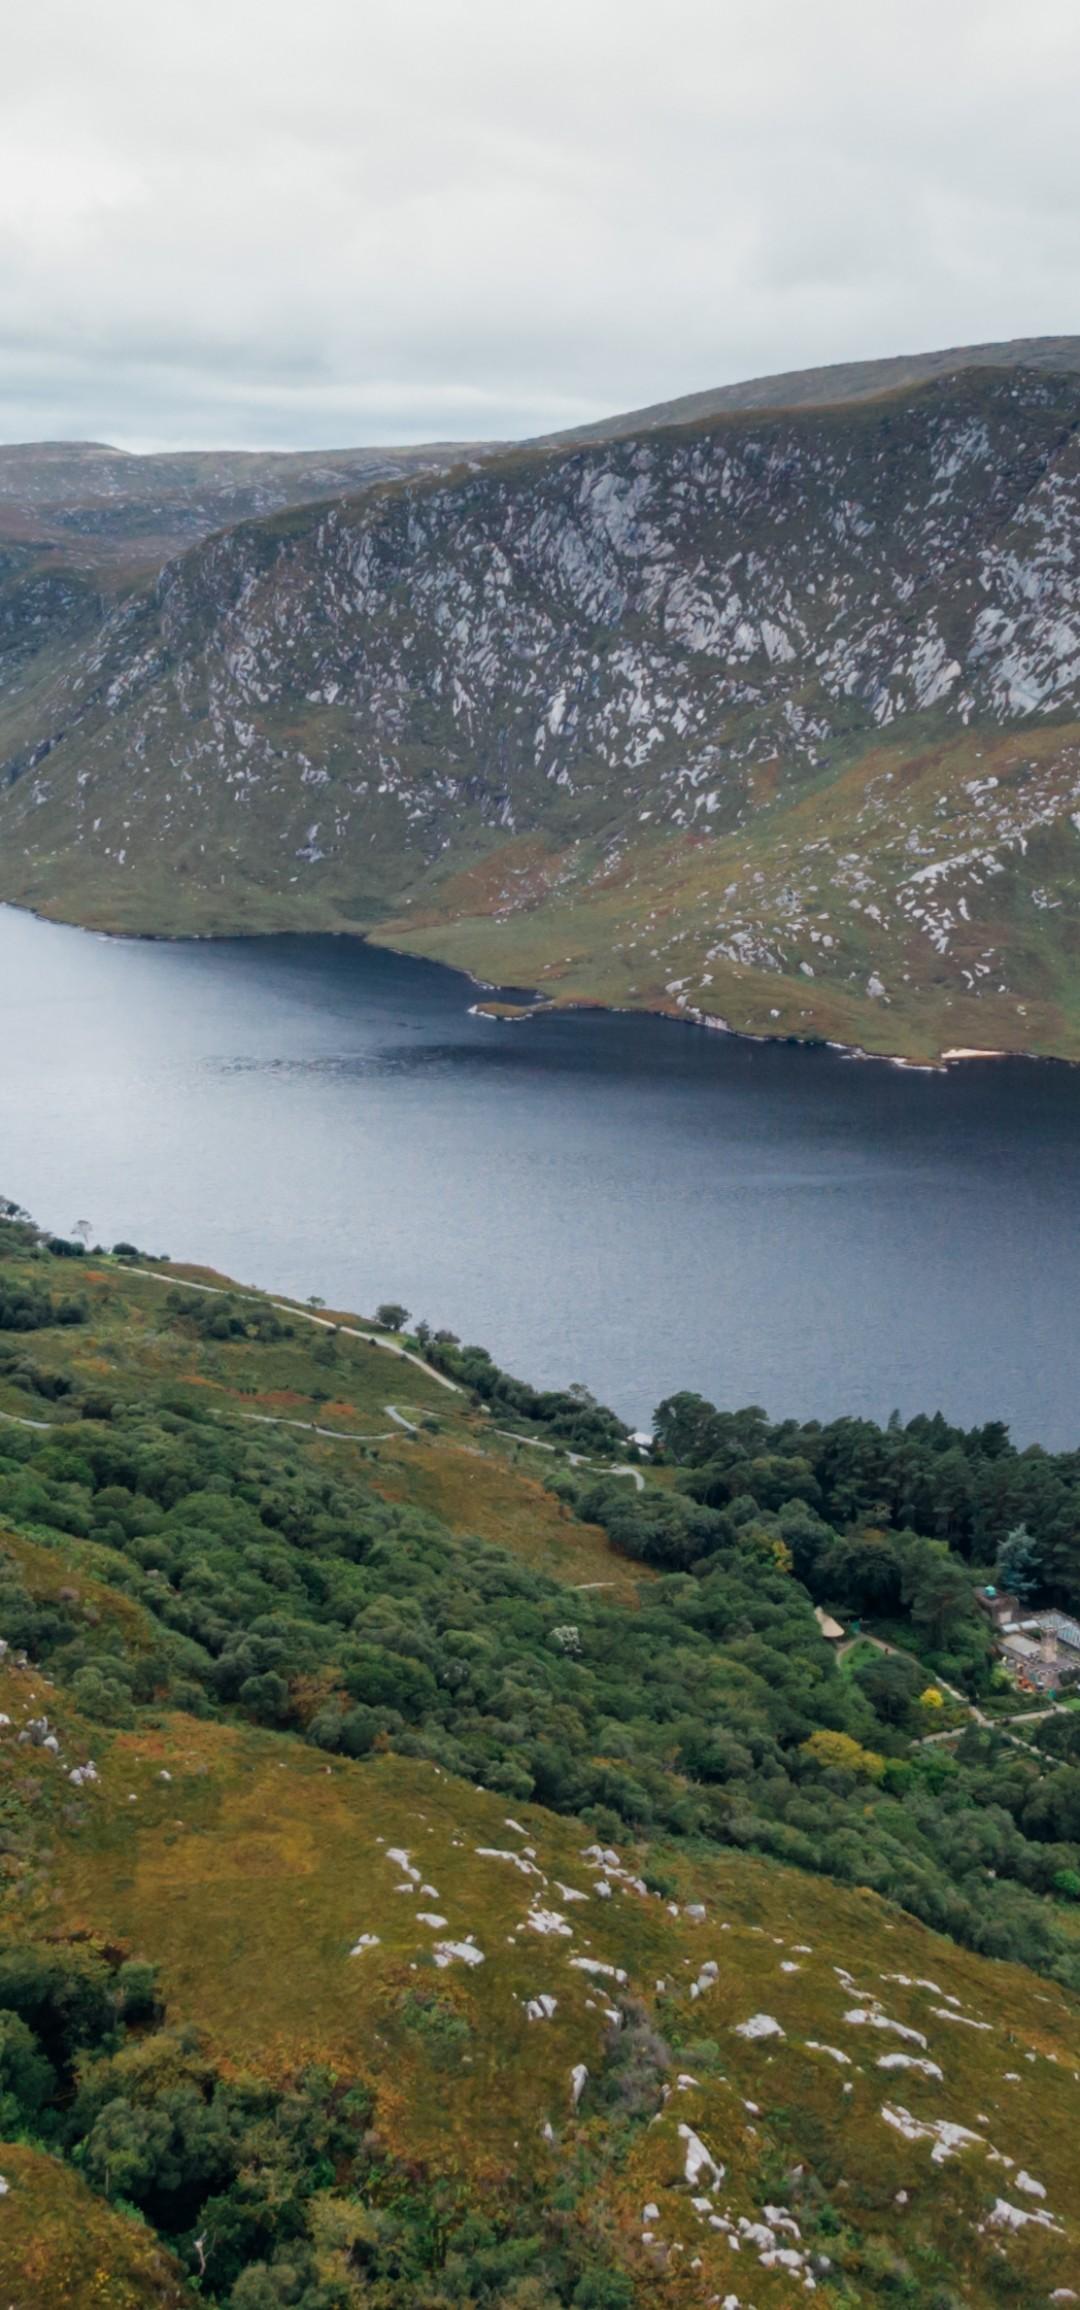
1040 1610 1080 1654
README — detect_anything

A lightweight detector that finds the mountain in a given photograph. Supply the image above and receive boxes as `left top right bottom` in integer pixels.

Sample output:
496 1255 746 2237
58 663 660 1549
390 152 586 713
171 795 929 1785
537 331 1080 443
0 435 491 781
0 437 488 571
5 1208 1080 2304
3 346 1080 1057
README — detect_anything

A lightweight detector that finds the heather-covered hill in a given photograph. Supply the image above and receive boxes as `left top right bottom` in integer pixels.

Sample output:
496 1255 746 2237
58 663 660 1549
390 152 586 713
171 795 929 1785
3 359 1080 1056
4 1210 1080 2301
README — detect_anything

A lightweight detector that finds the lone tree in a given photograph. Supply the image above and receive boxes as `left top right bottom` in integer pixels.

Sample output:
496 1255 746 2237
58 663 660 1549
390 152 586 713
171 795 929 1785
375 1302 410 1333
996 1522 1040 1603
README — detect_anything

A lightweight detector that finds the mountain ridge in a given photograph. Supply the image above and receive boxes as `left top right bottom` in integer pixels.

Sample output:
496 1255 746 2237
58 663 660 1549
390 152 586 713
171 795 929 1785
535 332 1080 444
3 346 1080 1059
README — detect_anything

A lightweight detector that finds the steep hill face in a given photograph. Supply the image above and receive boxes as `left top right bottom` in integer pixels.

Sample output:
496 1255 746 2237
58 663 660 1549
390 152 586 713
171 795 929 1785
0 439 488 768
3 360 1080 1055
5 1222 1080 2305
0 438 486 570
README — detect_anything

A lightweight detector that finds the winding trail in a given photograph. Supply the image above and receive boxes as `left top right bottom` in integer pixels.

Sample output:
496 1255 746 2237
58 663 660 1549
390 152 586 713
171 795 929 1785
0 1406 54 1433
492 1427 645 1487
124 1265 463 1391
839 1631 1064 1757
234 1409 397 1444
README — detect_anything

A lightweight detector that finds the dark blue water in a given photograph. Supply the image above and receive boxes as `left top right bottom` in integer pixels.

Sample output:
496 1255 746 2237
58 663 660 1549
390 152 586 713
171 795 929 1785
2 903 1079 1445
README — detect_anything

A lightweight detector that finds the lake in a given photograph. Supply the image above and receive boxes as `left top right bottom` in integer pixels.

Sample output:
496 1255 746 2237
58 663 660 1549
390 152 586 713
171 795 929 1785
2 902 1079 1445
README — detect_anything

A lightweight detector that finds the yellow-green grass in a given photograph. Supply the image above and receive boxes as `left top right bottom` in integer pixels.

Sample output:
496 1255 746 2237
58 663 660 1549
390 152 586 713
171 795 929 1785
0 2142 187 2308
8 702 1080 1065
366 1431 640 1593
0 1249 633 1591
4 1655 1080 2303
0 1528 160 1653
374 718 1080 1064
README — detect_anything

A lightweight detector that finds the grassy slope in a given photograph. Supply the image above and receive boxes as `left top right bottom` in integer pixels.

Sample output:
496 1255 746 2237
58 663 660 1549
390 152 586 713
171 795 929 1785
2 1250 1080 2302
14 703 1080 1062
0 2140 187 2307
0 1257 633 1597
5 1645 1080 2305
373 716 1080 1063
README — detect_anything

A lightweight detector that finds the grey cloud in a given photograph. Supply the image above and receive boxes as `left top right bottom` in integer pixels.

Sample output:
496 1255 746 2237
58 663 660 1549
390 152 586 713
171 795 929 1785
2 0 1079 450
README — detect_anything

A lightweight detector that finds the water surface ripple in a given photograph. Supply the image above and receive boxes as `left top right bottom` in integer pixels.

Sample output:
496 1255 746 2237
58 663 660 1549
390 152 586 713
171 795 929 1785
2 906 1078 1445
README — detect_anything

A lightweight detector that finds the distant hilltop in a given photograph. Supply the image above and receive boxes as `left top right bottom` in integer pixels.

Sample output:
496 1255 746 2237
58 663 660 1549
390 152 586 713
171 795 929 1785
4 339 1080 1063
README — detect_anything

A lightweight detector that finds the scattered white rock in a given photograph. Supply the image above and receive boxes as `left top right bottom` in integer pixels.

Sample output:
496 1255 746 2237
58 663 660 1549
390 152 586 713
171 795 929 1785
568 1957 627 1983
387 1846 421 1886
570 2062 588 2110
349 1934 380 1954
678 2123 724 2186
524 1994 558 2021
988 2197 1063 2234
526 1907 573 1937
416 1912 448 1929
1015 2169 1046 2197
476 1845 540 1877
764 2205 801 2237
844 2008 927 2047
433 1939 485 1969
876 2054 944 2080
805 2042 850 2065
880 2106 984 2164
735 2014 784 2041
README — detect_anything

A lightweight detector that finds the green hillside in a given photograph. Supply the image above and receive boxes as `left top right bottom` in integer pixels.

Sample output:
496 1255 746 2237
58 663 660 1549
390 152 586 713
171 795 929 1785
4 1207 1080 2304
4 357 1080 1059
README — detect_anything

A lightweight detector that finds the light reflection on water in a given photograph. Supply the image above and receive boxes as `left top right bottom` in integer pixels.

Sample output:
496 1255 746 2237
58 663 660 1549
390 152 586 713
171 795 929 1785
3 905 1079 1445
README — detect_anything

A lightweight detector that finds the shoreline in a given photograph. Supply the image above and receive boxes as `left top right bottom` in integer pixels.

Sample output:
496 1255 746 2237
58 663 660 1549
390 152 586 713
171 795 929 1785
1 893 1069 1074
467 988 1046 1074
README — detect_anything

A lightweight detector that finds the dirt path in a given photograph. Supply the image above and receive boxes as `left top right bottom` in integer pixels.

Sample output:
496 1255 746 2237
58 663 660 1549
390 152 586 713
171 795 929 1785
839 1631 1063 1757
493 1427 645 1486
124 1265 463 1391
0 1406 54 1433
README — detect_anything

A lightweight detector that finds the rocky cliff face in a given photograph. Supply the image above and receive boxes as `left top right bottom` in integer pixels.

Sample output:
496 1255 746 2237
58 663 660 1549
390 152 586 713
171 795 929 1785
3 363 1080 1057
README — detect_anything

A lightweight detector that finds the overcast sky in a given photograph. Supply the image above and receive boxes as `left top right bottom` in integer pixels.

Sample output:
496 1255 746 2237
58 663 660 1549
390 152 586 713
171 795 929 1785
3 0 1079 450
